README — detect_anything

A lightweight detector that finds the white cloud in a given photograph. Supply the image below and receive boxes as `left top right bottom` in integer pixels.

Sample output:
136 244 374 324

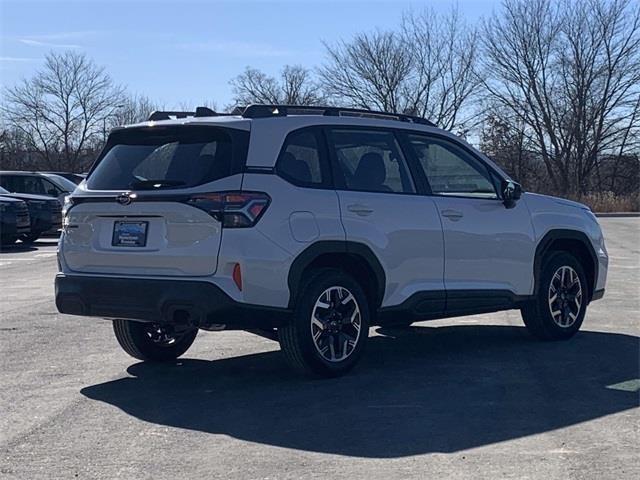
0 56 38 62
19 39 81 49
17 30 97 49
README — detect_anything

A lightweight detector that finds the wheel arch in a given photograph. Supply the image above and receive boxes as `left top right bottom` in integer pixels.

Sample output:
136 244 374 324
287 241 385 310
534 229 598 301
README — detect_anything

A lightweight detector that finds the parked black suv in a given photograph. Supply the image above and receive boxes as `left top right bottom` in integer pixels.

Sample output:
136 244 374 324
42 171 86 185
0 196 31 246
0 186 62 243
0 171 77 205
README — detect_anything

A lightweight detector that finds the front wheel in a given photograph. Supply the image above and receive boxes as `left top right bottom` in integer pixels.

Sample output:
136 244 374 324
113 319 198 361
0 236 18 247
278 269 369 377
521 252 588 340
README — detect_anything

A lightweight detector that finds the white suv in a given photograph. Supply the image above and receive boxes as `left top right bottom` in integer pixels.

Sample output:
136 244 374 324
55 105 608 377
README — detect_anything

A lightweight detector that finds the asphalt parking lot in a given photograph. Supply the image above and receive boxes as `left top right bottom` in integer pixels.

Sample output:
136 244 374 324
1 218 638 480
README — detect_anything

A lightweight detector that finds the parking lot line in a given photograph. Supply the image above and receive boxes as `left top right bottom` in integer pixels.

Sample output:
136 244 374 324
606 379 640 392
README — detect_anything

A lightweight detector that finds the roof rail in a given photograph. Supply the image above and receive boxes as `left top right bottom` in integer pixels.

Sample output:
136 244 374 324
239 104 435 127
147 106 219 121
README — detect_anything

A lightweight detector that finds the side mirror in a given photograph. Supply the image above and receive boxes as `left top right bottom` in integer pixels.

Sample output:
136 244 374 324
502 180 522 207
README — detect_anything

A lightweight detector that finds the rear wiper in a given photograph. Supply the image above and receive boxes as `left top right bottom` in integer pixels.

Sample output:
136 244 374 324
129 179 186 190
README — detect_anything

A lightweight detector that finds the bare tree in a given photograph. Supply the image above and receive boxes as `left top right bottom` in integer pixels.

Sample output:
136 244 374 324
401 8 480 129
111 94 160 128
480 107 550 192
229 65 325 107
320 31 413 114
1 50 124 172
319 8 479 129
0 127 32 170
175 99 218 112
482 0 640 195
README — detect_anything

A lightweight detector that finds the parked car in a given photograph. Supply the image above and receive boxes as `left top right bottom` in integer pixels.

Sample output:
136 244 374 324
0 186 62 243
42 171 86 185
55 105 608 377
0 171 78 205
0 196 31 246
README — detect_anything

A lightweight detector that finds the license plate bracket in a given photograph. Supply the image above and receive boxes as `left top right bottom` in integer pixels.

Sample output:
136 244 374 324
112 221 148 247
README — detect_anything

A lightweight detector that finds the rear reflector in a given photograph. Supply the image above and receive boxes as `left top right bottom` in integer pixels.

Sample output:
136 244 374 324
232 263 242 291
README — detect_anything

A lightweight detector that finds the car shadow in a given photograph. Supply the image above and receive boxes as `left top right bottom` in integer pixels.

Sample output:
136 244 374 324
81 325 639 458
34 239 59 247
0 243 38 253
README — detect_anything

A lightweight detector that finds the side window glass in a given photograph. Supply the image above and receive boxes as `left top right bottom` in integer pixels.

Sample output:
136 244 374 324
0 176 13 191
276 129 325 187
407 135 497 198
328 129 415 194
5 176 23 192
24 176 46 194
42 179 61 196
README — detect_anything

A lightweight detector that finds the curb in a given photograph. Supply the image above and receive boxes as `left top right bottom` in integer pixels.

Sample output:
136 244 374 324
595 212 640 218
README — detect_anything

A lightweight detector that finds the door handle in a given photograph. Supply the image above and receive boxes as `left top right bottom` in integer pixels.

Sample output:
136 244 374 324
441 209 463 221
347 204 374 216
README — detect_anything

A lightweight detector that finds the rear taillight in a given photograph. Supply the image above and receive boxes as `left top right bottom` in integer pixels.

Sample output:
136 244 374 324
187 191 270 228
62 195 74 218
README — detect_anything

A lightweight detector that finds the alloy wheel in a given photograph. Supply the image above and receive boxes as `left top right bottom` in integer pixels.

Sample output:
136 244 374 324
310 286 362 362
144 323 191 346
548 265 583 328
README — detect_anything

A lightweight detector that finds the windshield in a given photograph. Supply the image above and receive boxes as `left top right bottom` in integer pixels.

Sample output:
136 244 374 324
87 126 249 190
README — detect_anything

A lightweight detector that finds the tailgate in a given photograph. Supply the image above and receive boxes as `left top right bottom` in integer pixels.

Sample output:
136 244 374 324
62 201 222 276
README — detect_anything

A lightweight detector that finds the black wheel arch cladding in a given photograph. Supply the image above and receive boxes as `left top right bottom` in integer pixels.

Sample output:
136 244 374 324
287 241 386 310
533 229 598 300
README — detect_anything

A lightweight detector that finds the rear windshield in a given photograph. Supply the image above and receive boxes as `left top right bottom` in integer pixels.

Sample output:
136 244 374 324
87 126 249 190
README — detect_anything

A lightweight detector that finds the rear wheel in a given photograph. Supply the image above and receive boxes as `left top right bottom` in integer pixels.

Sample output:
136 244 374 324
113 319 198 361
521 252 588 340
278 269 369 377
20 232 40 244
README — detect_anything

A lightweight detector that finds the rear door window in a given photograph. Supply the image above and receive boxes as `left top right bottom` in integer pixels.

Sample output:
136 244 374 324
26 176 48 195
327 128 415 194
87 126 249 190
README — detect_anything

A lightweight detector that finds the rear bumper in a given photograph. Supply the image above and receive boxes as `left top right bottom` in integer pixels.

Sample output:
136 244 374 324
55 274 291 329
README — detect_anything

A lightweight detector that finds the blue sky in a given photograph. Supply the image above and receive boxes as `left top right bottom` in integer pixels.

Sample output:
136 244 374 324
1 0 500 109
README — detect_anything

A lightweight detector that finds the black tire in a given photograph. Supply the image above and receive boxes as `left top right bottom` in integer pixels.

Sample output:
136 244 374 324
0 236 18 247
521 251 589 340
384 319 414 328
278 268 370 377
20 232 40 244
113 319 198 361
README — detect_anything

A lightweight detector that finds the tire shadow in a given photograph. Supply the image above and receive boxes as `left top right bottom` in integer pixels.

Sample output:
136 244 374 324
0 243 38 253
81 325 639 458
